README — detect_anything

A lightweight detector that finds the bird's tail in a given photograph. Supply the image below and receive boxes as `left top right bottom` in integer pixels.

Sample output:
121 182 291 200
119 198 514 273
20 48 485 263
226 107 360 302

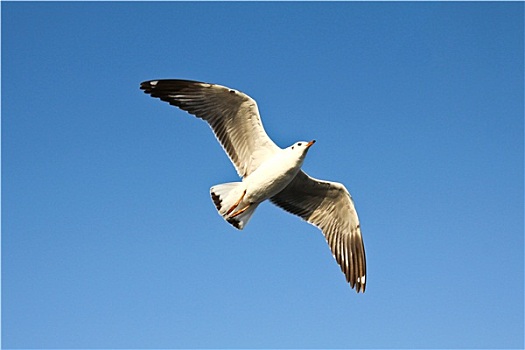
210 182 258 230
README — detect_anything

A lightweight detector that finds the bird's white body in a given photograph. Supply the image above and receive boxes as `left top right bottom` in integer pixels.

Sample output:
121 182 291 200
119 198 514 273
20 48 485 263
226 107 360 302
211 141 314 229
244 143 308 203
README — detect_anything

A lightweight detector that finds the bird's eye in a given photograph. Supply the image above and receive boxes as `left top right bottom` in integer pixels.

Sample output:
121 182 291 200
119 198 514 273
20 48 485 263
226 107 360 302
298 143 302 146
292 146 295 150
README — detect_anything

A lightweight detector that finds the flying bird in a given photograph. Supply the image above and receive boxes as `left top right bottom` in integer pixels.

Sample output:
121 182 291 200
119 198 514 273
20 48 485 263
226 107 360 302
140 79 366 292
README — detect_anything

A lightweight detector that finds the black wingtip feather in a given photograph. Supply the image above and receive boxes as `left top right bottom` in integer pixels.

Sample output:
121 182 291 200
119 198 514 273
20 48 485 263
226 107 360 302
140 79 205 91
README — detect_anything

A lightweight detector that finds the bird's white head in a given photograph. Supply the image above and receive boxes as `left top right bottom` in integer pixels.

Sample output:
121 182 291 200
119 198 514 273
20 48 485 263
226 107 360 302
289 140 316 157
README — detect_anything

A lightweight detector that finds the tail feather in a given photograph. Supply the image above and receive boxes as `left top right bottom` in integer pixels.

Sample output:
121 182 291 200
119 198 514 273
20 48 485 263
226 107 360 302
210 182 258 230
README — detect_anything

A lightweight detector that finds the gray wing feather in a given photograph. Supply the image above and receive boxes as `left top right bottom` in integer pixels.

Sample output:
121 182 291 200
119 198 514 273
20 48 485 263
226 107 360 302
270 171 366 292
140 79 280 178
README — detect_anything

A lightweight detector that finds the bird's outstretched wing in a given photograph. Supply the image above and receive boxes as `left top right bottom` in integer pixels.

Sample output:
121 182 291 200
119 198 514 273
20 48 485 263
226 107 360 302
140 79 280 178
270 171 366 292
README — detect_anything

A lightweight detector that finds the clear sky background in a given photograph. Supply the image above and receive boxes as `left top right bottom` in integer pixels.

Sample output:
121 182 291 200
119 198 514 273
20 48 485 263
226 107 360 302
2 2 523 349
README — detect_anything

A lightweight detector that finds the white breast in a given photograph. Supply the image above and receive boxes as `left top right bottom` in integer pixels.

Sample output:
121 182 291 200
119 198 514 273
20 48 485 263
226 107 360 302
244 150 304 203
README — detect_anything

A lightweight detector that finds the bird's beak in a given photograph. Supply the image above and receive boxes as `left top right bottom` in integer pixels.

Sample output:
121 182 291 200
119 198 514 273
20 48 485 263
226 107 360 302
306 140 316 149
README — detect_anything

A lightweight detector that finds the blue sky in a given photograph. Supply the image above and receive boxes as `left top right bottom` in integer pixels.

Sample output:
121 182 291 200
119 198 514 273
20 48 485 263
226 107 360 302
2 2 523 349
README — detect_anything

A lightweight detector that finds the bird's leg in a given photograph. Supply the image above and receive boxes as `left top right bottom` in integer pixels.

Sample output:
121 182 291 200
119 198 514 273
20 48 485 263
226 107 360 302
226 190 246 215
229 204 251 219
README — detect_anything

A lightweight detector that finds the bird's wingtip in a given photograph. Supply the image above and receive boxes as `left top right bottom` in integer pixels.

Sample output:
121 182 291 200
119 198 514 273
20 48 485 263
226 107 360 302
140 80 158 91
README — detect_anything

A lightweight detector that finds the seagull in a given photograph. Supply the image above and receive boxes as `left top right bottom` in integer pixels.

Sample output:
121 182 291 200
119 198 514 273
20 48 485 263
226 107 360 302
140 79 366 292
